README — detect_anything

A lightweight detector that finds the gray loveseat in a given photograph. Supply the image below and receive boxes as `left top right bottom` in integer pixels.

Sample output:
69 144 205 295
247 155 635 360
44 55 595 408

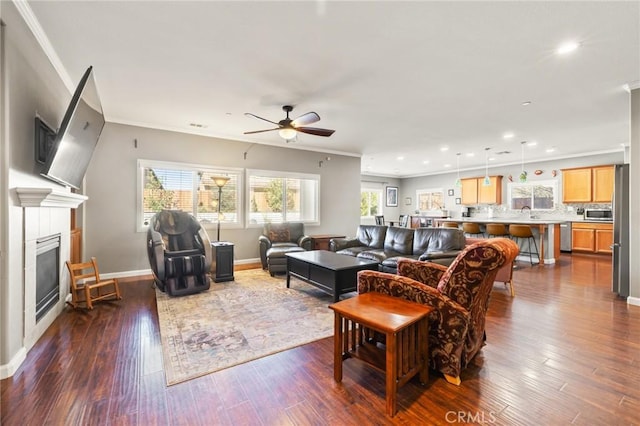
329 225 465 273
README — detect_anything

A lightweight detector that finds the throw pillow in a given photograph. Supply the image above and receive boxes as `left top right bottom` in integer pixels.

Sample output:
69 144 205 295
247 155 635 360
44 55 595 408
268 228 291 243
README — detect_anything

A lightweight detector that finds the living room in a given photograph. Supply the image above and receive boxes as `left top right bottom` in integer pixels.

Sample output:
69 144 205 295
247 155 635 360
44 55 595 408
2 1 640 423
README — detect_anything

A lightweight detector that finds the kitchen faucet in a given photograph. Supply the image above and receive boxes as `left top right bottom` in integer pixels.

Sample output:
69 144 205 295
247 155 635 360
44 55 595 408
521 206 531 213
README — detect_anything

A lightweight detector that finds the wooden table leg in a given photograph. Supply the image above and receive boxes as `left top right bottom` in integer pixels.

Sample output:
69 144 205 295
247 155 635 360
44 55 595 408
333 313 343 383
418 319 428 384
386 331 398 417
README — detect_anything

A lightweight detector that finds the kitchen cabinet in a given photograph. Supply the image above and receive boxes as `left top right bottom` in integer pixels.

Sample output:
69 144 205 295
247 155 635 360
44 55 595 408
460 178 478 205
571 222 613 254
461 176 502 205
562 166 614 203
592 166 615 202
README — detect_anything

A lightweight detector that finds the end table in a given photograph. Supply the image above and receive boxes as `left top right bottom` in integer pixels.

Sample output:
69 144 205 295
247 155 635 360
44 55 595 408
211 242 234 282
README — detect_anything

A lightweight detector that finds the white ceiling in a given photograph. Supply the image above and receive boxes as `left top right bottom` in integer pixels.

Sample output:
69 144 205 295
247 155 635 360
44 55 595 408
23 1 640 178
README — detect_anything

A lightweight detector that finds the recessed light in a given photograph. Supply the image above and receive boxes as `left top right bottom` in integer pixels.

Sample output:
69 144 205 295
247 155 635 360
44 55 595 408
422 160 429 164
546 147 556 153
440 146 449 152
522 101 532 106
466 153 475 157
397 156 404 161
528 141 538 147
503 132 515 139
557 41 580 55
444 164 451 168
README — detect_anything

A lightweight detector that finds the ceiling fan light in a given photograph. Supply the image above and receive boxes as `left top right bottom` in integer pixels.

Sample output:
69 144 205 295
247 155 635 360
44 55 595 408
278 127 297 140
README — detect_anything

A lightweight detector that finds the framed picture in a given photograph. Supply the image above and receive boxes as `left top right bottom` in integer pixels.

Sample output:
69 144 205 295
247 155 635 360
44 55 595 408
386 186 398 207
447 189 455 196
455 198 461 205
404 197 412 205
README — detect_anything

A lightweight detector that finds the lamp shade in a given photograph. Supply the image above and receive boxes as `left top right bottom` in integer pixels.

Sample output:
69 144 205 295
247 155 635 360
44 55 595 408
278 127 297 140
213 176 230 188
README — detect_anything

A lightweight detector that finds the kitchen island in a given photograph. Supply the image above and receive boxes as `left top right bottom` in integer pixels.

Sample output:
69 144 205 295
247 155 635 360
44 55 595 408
432 218 567 265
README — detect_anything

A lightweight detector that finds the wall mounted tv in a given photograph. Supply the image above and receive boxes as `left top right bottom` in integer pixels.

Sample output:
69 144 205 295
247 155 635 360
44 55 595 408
40 66 105 189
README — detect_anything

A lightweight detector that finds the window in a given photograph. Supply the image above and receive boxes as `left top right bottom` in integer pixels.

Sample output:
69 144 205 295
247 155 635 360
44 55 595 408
507 180 558 211
247 169 320 226
361 188 382 218
416 188 444 211
137 160 242 231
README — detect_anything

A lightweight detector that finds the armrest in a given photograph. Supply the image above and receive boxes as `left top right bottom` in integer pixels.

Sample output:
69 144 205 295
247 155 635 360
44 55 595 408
330 237 361 252
298 235 312 250
419 250 461 260
258 235 272 269
357 270 469 329
397 258 447 288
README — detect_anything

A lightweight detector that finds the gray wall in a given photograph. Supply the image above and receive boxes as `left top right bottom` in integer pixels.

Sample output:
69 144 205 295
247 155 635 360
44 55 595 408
83 123 362 274
1 2 74 368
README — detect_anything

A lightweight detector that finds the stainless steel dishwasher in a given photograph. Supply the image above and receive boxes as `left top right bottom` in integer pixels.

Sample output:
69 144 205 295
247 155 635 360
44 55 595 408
560 222 572 252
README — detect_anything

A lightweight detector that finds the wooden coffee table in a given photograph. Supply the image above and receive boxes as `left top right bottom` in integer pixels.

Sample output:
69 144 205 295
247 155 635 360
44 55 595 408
285 250 379 302
329 292 432 417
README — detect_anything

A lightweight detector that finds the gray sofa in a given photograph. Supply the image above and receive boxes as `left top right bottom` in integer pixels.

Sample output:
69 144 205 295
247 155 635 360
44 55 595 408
329 225 465 273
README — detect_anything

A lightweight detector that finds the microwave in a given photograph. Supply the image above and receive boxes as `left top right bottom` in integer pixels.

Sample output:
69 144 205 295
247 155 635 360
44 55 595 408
584 208 613 221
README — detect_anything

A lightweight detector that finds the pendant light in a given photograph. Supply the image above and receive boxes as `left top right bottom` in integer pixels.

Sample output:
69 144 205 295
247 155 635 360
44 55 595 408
519 141 528 182
454 152 462 187
482 147 491 186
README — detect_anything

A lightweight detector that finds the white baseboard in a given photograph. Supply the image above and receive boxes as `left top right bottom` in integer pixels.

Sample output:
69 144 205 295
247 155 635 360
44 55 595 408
627 296 640 307
0 347 26 380
100 258 261 280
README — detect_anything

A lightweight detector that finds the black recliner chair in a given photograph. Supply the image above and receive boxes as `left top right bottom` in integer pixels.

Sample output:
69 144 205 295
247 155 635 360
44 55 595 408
147 210 212 296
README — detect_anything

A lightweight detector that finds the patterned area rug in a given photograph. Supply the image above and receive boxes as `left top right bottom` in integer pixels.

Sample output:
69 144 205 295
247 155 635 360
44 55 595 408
156 269 336 386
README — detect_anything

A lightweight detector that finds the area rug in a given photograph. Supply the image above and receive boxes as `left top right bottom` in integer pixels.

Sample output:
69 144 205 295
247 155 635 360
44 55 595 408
155 269 336 386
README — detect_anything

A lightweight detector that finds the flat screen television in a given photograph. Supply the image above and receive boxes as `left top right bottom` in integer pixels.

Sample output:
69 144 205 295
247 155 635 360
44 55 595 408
40 66 105 189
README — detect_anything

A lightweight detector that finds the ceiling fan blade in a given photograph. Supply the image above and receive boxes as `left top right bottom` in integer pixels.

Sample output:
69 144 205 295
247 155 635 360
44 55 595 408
291 112 320 127
295 127 335 137
244 127 281 135
244 112 280 126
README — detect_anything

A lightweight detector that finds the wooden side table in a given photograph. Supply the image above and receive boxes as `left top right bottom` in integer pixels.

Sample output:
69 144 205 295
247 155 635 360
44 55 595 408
329 292 432 417
309 234 346 251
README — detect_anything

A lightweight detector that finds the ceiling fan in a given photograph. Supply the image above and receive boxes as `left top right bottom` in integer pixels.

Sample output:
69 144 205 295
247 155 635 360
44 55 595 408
244 105 335 140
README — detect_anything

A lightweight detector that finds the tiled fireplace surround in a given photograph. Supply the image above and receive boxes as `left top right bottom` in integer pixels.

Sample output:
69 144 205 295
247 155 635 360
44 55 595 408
16 188 87 351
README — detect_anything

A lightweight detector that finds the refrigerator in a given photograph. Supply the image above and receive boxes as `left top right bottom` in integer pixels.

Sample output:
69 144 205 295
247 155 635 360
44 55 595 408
612 164 630 297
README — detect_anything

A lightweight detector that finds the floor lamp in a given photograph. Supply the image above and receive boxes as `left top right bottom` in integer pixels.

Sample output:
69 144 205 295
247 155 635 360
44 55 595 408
212 176 230 241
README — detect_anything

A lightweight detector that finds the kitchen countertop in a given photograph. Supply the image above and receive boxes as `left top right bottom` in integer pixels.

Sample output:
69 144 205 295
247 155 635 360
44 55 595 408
435 218 568 225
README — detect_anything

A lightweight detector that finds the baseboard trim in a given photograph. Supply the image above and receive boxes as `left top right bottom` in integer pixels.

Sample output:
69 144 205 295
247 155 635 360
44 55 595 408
0 347 27 380
627 296 640 307
100 258 262 280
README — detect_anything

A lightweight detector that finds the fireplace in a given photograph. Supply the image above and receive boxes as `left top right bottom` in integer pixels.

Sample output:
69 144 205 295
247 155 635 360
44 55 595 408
15 187 87 351
35 234 61 322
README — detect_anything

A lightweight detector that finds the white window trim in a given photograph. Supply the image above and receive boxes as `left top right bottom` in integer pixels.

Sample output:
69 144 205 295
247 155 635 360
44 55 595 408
507 179 558 211
360 186 384 218
416 187 445 212
246 168 321 228
136 159 244 232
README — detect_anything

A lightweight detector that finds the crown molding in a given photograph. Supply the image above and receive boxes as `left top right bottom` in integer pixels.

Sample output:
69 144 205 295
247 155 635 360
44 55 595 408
12 0 74 92
624 81 640 92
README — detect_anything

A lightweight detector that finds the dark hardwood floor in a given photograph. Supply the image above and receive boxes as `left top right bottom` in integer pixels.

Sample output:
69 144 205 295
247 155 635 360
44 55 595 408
2 254 639 425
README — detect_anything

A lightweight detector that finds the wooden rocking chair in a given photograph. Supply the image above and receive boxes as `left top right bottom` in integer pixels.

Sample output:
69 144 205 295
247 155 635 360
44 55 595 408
66 257 122 310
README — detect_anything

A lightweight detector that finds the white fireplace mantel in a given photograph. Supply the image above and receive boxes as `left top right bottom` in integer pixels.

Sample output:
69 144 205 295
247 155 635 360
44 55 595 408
15 187 88 208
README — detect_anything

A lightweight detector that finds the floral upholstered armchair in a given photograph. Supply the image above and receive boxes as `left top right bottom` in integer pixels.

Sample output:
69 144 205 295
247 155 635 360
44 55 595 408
357 238 519 385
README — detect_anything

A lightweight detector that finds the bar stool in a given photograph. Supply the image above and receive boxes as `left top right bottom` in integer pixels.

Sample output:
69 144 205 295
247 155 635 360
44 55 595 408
486 223 510 238
508 224 539 265
442 222 459 229
462 222 484 238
